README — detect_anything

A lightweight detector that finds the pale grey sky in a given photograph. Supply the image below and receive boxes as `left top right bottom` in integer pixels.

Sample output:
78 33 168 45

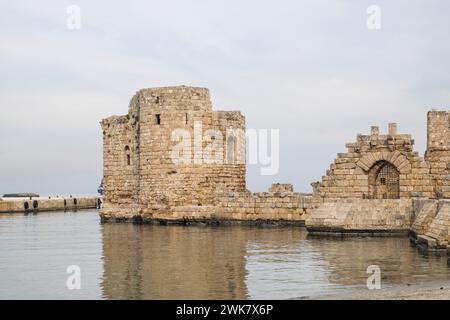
1 0 450 195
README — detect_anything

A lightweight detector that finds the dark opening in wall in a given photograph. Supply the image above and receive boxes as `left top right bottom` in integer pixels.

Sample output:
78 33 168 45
156 114 161 125
125 145 131 166
368 160 399 199
185 113 188 124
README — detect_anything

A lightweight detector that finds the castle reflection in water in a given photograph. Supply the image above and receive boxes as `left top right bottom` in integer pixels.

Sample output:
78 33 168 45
100 224 450 300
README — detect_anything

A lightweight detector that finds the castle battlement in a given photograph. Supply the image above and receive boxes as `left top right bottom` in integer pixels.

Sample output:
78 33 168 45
128 85 213 114
347 123 415 154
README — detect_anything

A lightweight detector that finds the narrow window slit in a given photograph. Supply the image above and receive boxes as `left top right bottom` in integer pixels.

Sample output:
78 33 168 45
125 145 131 166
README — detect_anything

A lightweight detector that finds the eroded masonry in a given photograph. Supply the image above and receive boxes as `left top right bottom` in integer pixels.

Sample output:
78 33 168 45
101 86 450 251
101 86 314 223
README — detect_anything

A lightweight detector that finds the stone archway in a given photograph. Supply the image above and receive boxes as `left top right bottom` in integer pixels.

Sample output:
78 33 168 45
368 160 400 199
356 151 411 174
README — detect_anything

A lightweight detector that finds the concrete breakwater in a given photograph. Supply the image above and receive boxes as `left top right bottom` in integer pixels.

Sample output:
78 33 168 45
0 196 101 213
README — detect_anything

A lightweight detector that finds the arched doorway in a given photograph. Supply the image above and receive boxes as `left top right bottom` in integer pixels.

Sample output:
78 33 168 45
368 160 400 199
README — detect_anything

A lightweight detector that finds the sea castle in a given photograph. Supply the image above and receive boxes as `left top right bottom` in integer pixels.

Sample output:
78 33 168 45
100 86 450 253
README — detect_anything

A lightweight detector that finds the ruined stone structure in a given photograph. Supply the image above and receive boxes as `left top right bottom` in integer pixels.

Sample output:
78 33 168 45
100 86 449 253
312 123 434 199
100 86 314 223
306 112 450 250
426 111 450 198
312 112 450 201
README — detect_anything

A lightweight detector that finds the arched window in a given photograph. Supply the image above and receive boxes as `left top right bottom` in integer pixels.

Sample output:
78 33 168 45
227 136 235 164
125 146 131 166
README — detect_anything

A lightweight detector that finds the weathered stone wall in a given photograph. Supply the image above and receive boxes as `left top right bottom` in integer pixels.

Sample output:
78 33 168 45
314 124 433 199
424 202 450 248
215 190 319 222
101 86 252 220
268 183 294 192
304 197 450 253
137 87 246 214
100 115 138 212
410 199 439 235
426 111 450 198
409 199 450 250
308 113 450 253
100 86 450 233
101 183 320 223
305 199 415 234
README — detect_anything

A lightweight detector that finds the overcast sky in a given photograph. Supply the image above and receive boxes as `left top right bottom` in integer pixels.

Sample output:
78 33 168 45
1 0 450 196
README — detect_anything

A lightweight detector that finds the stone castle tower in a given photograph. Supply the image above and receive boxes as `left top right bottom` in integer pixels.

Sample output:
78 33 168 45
426 111 450 198
100 86 246 219
100 86 312 223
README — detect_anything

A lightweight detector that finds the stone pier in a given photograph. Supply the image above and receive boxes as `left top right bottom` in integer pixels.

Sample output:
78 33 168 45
0 196 101 213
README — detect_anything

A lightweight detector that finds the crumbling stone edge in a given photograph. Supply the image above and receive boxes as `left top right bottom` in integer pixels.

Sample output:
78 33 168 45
100 214 306 227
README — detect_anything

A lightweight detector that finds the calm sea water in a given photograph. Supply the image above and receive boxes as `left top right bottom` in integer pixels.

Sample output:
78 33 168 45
0 210 449 300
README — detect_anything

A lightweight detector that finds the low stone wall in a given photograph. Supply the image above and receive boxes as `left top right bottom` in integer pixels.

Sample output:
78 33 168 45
0 196 100 213
305 199 415 234
305 198 450 255
215 191 319 221
100 191 321 224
